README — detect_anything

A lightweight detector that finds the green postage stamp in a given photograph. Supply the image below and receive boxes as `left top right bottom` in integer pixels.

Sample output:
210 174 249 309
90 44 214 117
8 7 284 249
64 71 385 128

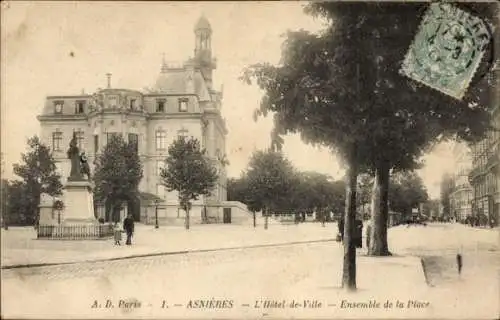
400 3 493 100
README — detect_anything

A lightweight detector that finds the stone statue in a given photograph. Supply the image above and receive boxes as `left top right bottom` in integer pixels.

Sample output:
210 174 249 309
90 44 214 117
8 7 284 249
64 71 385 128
67 134 92 181
67 132 83 181
80 151 91 180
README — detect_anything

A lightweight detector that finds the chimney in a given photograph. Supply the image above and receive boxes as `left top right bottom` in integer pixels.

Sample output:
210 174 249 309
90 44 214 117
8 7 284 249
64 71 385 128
106 73 112 88
161 53 169 73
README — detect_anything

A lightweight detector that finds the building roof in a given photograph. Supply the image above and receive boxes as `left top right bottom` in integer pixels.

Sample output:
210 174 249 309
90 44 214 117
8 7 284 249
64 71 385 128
152 65 211 101
153 69 187 94
195 15 211 31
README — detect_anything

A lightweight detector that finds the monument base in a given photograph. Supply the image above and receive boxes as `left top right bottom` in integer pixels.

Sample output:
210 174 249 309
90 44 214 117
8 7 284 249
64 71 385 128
63 180 96 223
35 179 112 240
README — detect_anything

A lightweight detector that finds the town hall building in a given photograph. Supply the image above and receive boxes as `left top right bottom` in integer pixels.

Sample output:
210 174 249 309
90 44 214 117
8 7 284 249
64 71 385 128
37 16 237 225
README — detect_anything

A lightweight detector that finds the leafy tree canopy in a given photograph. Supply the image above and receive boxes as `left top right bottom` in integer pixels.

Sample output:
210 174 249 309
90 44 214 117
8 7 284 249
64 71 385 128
93 135 143 206
160 136 218 210
245 150 296 213
357 173 373 208
11 136 63 225
13 136 63 197
241 2 496 173
228 157 346 217
389 170 429 217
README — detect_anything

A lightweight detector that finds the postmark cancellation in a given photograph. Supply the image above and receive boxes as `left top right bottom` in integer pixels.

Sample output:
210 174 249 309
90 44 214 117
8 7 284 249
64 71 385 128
400 2 493 100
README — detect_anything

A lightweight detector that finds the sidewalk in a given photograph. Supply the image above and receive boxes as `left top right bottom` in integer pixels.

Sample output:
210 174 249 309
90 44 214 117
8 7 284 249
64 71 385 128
388 223 499 255
1 223 336 268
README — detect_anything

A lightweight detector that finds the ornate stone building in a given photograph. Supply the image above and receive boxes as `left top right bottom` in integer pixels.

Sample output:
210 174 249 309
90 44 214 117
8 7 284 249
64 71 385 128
37 16 229 224
469 60 500 226
449 143 473 222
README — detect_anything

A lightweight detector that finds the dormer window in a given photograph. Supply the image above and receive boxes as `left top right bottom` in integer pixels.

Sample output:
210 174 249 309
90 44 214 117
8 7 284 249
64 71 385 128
156 99 166 112
54 101 64 114
178 98 188 112
75 101 85 114
108 96 118 108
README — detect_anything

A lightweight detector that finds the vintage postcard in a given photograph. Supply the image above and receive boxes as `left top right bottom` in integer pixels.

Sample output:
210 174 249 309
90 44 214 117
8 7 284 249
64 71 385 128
1 1 499 319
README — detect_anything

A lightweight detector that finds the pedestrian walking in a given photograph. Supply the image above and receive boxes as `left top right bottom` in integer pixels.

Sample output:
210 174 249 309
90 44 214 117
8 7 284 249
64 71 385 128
113 223 122 246
456 253 463 275
123 213 135 246
365 219 372 249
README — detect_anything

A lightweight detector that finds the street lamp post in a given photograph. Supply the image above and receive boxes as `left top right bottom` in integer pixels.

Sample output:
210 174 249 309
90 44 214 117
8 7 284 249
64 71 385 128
155 200 159 229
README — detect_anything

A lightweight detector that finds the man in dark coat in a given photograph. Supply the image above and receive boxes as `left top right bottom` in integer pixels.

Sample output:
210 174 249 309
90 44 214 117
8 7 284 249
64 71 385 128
354 219 363 248
338 215 345 242
123 213 135 245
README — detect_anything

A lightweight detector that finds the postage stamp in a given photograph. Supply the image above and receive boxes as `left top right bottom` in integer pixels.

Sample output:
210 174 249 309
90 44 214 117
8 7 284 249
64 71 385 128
400 2 493 100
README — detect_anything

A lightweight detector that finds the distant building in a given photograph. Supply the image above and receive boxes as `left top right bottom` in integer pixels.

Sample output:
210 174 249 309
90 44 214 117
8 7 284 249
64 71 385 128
37 16 229 224
469 60 500 226
449 143 473 222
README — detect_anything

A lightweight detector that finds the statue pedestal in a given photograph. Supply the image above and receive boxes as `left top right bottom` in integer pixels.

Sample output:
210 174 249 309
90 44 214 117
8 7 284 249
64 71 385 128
63 180 96 224
38 193 55 225
36 182 111 240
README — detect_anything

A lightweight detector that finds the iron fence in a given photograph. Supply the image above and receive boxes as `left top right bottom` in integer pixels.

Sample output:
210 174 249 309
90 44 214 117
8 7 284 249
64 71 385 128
37 224 114 240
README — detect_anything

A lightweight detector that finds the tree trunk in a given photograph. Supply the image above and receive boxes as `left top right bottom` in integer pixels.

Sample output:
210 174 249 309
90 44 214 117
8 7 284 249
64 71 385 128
342 147 358 291
368 162 391 256
253 211 256 228
112 204 121 224
185 208 190 230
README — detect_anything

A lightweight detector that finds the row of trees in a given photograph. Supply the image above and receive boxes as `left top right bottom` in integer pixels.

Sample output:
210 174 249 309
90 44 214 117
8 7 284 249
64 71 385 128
2 135 219 230
241 1 495 290
227 150 347 228
227 149 429 228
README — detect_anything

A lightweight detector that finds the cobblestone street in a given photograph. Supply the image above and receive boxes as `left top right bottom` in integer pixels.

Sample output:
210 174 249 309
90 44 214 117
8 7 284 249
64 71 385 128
2 243 314 282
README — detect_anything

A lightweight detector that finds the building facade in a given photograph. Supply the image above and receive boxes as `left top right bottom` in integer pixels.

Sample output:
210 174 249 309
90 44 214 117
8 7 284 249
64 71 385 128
449 143 473 222
469 59 500 226
37 16 229 224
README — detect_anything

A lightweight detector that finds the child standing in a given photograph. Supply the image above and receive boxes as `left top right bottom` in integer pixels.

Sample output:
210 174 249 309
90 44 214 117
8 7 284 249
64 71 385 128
114 223 122 246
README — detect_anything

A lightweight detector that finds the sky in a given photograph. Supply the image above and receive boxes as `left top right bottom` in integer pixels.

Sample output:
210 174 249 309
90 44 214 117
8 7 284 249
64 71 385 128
1 1 458 199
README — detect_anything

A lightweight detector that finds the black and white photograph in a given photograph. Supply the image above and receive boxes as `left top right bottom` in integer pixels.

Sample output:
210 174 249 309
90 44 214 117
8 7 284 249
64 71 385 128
1 1 499 319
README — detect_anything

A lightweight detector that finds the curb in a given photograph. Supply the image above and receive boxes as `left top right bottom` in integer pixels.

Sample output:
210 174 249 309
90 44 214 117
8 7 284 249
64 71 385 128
1 238 336 270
